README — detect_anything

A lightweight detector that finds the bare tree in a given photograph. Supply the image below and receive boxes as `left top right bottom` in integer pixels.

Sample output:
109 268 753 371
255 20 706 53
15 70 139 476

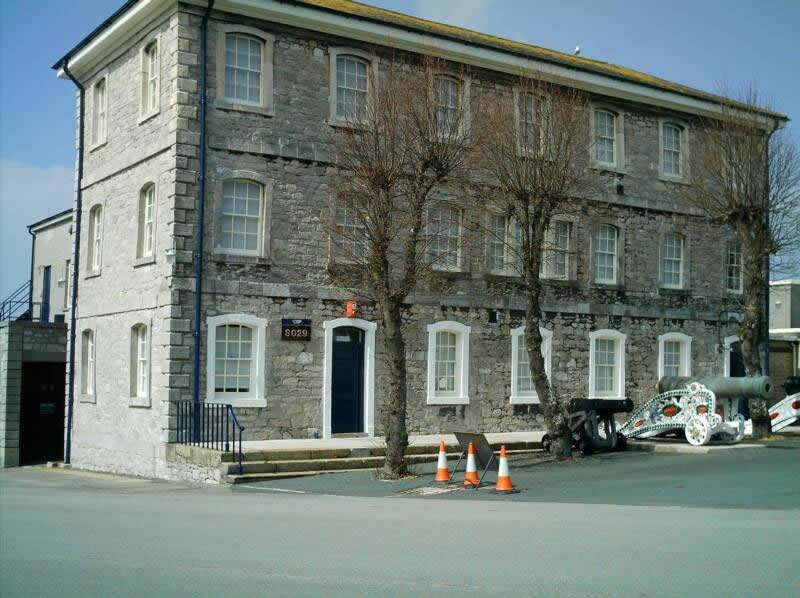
673 85 798 437
327 57 472 476
471 76 597 458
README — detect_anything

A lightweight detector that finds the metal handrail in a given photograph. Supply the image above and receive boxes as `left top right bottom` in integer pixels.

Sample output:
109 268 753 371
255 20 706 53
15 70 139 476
0 281 36 321
174 400 245 475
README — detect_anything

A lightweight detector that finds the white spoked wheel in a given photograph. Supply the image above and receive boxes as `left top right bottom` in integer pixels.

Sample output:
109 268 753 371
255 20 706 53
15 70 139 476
685 416 711 446
732 414 746 443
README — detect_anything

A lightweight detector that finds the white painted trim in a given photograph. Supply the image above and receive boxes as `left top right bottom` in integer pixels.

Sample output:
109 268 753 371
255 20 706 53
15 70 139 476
206 314 268 407
327 47 379 126
138 33 161 122
723 334 740 377
510 326 552 404
590 105 625 173
657 118 690 183
659 232 686 290
89 72 109 150
215 24 275 116
657 332 692 379
588 329 627 400
322 317 377 439
214 175 272 259
426 320 471 405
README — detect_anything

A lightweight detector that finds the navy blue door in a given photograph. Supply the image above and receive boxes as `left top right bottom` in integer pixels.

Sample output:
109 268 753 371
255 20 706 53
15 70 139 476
331 327 365 434
41 266 51 322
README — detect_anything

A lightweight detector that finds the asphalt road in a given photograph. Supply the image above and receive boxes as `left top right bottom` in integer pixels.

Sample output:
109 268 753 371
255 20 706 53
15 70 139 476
1 444 798 597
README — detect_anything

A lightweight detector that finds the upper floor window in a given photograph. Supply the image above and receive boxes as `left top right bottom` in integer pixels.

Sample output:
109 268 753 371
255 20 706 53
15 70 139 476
217 26 274 114
88 205 103 273
588 329 627 400
336 55 368 121
661 233 684 288
334 204 366 262
593 109 616 166
140 40 159 118
592 224 618 284
130 324 149 402
510 326 552 404
726 241 743 293
207 314 268 407
519 92 538 151
91 77 108 146
435 76 460 137
542 220 571 279
487 214 520 275
429 204 461 271
137 184 156 260
81 329 95 396
426 321 471 404
658 332 692 379
221 180 262 256
662 123 682 176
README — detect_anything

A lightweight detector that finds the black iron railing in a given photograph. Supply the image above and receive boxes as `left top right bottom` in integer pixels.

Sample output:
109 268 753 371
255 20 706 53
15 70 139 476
0 281 41 322
174 401 245 475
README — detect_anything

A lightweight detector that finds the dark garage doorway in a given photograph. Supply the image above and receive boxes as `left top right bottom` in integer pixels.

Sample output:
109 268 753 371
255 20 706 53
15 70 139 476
20 362 65 464
331 327 365 434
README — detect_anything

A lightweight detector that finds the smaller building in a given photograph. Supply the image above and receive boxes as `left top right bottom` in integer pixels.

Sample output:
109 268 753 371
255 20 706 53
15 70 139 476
770 280 800 400
29 209 73 323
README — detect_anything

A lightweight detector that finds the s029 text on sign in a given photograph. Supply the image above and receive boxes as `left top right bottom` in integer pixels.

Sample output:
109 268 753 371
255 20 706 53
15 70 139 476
281 319 311 341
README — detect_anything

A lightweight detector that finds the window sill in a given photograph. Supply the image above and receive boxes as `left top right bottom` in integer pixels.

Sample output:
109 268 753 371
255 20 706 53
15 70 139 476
591 163 626 176
589 395 626 401
542 276 578 287
432 265 463 275
85 270 102 280
486 270 520 279
659 286 690 295
510 395 540 405
129 395 151 408
215 99 274 117
223 398 267 409
726 288 743 296
326 117 366 130
426 395 469 405
138 108 160 125
134 255 156 268
658 174 690 185
590 281 622 291
80 393 96 404
89 139 107 153
212 251 271 266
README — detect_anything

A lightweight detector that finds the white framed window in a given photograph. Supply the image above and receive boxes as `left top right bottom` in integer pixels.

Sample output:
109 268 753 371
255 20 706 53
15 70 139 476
435 76 460 137
592 224 618 284
542 220 571 279
64 259 71 310
429 204 462 271
327 48 377 125
726 241 743 293
220 180 263 256
591 107 624 170
140 39 160 119
510 326 552 404
659 119 689 180
88 205 103 273
216 26 274 114
426 321 470 404
661 233 684 288
588 329 626 400
657 332 692 379
130 324 150 404
91 76 108 147
487 214 520 275
334 204 366 262
81 329 95 396
137 184 156 260
206 314 268 408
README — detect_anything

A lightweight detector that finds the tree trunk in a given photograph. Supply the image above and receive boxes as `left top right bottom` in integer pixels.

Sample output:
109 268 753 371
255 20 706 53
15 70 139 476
380 299 409 477
525 302 572 458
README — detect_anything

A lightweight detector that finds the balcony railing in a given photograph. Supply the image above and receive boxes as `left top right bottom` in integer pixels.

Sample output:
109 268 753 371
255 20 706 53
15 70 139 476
0 281 41 322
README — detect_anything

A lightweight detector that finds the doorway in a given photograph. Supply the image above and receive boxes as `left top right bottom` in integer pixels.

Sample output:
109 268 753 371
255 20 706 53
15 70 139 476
20 362 65 464
331 327 365 434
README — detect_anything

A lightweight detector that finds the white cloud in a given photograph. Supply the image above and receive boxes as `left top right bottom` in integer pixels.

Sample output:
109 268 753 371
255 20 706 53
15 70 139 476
0 159 73 298
412 0 492 31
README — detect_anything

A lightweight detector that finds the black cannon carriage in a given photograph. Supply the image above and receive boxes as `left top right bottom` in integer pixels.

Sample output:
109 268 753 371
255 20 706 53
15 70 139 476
542 398 634 455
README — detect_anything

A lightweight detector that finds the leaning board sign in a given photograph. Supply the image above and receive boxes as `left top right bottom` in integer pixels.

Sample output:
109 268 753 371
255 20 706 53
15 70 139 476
281 318 311 341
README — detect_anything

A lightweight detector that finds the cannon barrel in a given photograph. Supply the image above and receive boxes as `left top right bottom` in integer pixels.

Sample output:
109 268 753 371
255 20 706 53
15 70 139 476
658 376 773 399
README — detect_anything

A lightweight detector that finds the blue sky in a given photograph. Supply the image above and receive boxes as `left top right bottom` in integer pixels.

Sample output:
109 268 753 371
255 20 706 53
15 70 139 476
1 0 798 297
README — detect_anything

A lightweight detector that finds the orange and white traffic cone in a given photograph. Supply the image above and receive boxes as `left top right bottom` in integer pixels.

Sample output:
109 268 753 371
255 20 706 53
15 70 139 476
495 445 514 494
434 441 450 483
464 442 479 487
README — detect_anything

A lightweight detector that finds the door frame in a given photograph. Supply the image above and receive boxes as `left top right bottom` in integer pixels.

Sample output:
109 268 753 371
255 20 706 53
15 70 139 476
723 334 739 377
323 318 376 439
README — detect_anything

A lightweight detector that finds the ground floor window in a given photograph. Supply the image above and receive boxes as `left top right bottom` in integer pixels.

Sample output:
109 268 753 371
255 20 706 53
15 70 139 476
510 326 552 404
588 329 626 399
657 332 691 379
426 321 470 404
206 314 268 407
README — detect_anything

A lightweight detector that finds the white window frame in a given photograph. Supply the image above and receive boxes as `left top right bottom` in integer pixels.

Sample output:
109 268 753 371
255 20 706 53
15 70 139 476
725 240 743 294
510 326 552 404
87 205 103 275
130 323 151 407
327 47 378 126
588 329 627 400
657 332 692 379
91 74 109 148
333 203 367 264
590 106 625 171
218 179 266 258
658 118 689 182
215 25 274 116
486 213 520 276
428 203 463 272
136 183 157 262
139 36 160 122
592 224 618 285
542 219 573 280
426 321 471 405
81 329 96 401
660 232 685 289
206 314 268 408
432 74 471 140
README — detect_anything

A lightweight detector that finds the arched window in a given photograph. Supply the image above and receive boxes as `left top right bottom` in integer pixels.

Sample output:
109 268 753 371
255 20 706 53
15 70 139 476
426 321 471 404
592 224 618 284
206 314 268 407
91 76 108 146
429 204 462 271
588 329 627 399
510 326 552 404
140 39 159 117
88 205 103 273
81 329 95 396
130 324 149 400
137 184 156 259
224 33 263 104
221 180 263 255
593 108 618 166
661 232 685 289
658 332 692 379
335 54 368 121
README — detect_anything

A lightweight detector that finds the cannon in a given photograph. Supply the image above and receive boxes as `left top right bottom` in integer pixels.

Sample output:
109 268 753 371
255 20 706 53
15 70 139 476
542 399 633 455
618 376 773 446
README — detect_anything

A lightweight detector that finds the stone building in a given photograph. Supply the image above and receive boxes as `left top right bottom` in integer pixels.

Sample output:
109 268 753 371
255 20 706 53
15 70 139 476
51 0 787 478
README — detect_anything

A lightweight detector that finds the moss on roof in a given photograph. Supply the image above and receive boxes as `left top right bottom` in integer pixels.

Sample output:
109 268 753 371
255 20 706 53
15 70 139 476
295 0 786 120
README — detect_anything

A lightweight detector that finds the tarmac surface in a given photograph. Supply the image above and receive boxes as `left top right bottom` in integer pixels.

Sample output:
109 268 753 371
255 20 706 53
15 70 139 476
1 437 798 597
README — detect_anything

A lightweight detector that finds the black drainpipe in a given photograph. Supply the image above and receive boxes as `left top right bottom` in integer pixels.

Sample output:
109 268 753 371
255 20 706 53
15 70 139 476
27 226 36 319
192 0 215 441
62 61 85 465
